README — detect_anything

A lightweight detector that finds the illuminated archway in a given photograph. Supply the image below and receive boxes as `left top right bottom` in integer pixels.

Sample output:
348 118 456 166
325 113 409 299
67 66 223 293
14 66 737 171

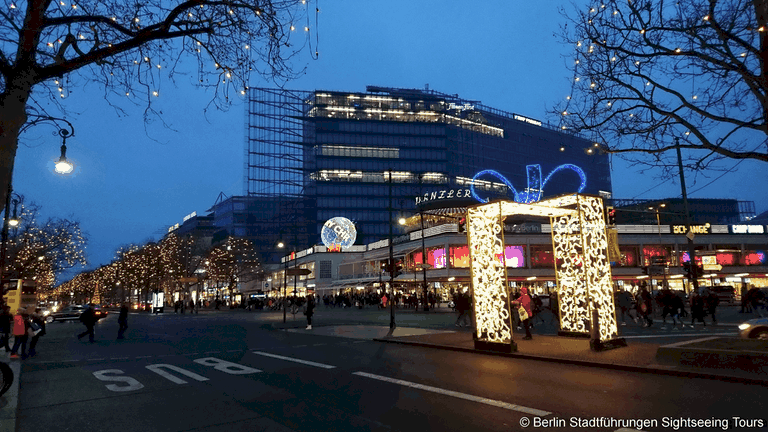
466 194 621 352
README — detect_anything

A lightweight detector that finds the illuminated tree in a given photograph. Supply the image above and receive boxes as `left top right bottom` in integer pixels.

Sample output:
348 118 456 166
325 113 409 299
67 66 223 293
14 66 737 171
4 198 87 296
555 0 768 174
0 0 319 212
204 236 258 300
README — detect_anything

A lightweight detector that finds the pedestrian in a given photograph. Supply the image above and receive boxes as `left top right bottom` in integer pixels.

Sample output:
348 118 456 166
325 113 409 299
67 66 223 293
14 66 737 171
0 306 12 353
117 302 129 339
615 290 634 326
77 304 98 343
638 288 653 327
10 307 29 359
670 292 684 329
27 308 46 357
740 285 751 313
689 291 707 328
174 300 180 313
189 299 196 314
305 291 315 330
454 291 470 327
512 287 533 340
706 291 720 325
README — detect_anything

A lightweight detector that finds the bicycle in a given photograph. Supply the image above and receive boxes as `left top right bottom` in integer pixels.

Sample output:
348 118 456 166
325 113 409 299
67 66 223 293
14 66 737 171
0 361 13 398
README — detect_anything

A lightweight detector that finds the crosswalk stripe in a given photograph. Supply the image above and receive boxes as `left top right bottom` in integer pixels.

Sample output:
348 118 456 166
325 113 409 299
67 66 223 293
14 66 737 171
352 371 551 416
252 351 336 369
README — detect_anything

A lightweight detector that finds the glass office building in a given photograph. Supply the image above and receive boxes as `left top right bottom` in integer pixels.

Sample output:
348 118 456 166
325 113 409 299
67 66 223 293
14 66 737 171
245 85 612 261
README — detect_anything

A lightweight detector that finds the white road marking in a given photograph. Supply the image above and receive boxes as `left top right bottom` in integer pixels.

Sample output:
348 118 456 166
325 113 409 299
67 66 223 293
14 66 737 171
622 333 734 340
252 351 336 369
352 372 551 416
110 357 129 360
135 355 152 359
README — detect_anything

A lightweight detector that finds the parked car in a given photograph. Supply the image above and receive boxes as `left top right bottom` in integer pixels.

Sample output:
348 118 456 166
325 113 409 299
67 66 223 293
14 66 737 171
45 305 108 323
710 286 736 304
46 305 87 323
739 317 768 340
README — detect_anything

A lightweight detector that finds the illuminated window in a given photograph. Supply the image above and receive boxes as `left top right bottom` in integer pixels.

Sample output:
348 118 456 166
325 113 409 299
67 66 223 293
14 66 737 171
450 245 470 268
530 245 554 269
741 251 767 266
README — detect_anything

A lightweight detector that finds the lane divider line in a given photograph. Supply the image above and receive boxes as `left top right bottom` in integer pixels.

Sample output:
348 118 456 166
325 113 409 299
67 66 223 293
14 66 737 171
352 371 551 416
252 351 336 369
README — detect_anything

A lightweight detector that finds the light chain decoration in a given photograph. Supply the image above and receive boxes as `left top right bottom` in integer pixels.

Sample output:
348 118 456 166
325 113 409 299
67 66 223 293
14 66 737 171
551 211 589 333
578 196 619 341
467 194 618 346
467 202 512 345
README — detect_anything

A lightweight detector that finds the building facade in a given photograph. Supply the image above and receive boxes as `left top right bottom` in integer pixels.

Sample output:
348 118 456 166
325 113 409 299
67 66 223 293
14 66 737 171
245 86 612 261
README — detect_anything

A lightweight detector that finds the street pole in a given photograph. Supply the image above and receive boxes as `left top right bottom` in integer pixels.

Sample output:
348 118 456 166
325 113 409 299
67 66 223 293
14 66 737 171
0 181 12 301
420 211 428 311
388 169 396 332
283 256 287 323
655 209 668 290
676 137 700 295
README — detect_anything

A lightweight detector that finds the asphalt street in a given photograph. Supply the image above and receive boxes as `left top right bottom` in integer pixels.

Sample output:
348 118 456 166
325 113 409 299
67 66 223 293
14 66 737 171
12 309 768 432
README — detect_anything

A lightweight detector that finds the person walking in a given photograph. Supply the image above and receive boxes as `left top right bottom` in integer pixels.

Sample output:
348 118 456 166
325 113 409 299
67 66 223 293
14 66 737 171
615 290 634 326
10 307 29 359
706 291 720 325
77 304 98 343
638 288 654 327
512 287 534 340
740 285 751 313
117 303 129 339
27 308 46 357
454 291 470 327
0 306 12 353
189 299 197 314
305 292 315 330
670 292 684 329
689 291 707 328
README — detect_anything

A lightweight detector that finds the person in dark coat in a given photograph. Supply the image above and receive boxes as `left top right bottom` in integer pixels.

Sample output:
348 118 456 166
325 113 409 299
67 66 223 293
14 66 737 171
689 292 707 328
117 303 129 339
28 308 46 357
0 306 12 352
77 304 98 343
706 292 720 325
305 292 315 330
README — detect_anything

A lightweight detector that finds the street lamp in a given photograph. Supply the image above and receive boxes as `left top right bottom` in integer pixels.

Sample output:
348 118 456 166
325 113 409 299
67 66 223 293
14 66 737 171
54 126 75 174
0 190 22 295
648 203 667 289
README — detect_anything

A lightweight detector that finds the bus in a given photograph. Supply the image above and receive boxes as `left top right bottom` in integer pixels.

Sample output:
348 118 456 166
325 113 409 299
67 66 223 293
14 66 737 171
2 279 37 313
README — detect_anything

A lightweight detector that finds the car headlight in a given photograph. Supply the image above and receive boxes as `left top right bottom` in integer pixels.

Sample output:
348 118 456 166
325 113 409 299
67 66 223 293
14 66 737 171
43 311 50 316
738 323 752 331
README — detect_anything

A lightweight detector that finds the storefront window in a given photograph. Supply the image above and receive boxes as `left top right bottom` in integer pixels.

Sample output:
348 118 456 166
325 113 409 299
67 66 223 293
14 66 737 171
530 245 554 269
741 250 767 266
617 245 639 267
643 245 671 266
496 245 525 268
450 245 470 268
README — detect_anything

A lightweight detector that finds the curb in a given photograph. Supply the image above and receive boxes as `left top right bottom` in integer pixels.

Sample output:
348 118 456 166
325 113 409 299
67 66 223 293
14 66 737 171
0 360 21 432
372 337 768 386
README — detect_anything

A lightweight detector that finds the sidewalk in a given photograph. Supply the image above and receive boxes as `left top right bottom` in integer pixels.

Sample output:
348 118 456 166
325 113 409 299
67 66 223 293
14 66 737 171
0 360 20 432
272 305 768 385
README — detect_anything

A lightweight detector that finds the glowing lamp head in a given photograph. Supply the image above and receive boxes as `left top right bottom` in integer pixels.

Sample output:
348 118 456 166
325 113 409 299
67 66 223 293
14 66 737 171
8 218 19 227
55 158 73 174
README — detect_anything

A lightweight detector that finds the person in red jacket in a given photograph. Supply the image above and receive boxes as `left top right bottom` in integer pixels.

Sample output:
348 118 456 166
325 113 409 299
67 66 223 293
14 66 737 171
10 307 29 359
512 287 534 340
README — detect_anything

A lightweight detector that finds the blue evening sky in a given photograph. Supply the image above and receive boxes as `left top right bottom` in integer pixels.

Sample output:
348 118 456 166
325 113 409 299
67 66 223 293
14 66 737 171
12 1 768 279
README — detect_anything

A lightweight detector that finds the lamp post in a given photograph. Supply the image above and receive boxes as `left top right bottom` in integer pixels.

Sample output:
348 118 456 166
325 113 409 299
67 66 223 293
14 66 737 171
54 126 75 174
0 187 22 299
675 137 700 295
648 203 667 290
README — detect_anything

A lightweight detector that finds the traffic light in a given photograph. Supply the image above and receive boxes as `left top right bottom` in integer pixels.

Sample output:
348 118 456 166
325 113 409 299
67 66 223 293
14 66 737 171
393 260 404 277
606 206 616 226
458 217 466 233
683 262 704 280
381 260 390 272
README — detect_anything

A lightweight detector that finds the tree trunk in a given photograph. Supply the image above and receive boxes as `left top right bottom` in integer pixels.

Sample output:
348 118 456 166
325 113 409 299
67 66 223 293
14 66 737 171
0 87 31 214
755 0 768 129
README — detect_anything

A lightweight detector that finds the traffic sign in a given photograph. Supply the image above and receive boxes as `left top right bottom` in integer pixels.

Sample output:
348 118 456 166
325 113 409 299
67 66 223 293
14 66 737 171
703 264 722 271
286 268 312 276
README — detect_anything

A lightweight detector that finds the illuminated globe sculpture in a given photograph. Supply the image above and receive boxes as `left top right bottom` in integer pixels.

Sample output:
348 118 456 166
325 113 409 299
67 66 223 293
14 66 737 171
321 217 357 251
